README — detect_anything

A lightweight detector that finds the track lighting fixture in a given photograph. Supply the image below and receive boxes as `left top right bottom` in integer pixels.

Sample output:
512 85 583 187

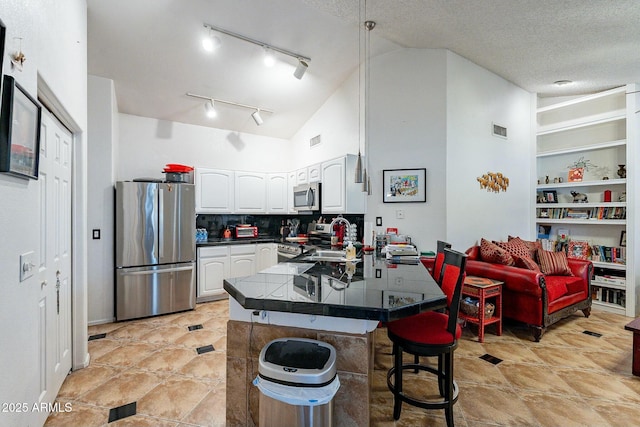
263 47 276 67
252 110 264 126
202 26 221 52
294 59 308 79
186 93 273 126
204 99 217 118
202 23 311 79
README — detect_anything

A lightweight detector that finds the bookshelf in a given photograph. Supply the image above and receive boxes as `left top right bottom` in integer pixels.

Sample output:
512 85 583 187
535 85 637 316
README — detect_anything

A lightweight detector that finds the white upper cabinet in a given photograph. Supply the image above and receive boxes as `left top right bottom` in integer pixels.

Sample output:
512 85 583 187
235 171 266 213
296 168 308 185
308 163 322 182
287 171 297 214
195 168 234 213
321 155 366 214
266 173 288 214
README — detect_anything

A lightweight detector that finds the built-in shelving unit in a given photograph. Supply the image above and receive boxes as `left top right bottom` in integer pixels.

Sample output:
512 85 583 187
535 85 637 317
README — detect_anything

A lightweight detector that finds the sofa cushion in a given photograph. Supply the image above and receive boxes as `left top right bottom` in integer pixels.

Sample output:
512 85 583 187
466 245 481 260
514 255 541 273
537 249 573 276
509 236 542 260
544 276 569 302
480 238 514 266
495 239 533 260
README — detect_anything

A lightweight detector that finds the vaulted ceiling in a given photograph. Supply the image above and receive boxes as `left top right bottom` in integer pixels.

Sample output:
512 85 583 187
87 0 640 139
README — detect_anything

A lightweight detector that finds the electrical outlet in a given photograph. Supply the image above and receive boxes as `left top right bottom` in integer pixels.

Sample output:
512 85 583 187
396 209 405 219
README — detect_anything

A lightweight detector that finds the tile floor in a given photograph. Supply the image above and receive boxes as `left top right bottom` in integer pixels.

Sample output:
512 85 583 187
44 300 640 427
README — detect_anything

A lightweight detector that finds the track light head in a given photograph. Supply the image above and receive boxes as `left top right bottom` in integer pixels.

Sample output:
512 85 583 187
252 110 264 126
202 27 221 52
204 100 217 118
263 47 276 67
294 59 308 79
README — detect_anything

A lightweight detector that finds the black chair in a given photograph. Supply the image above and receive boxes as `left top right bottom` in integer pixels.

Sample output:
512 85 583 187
432 240 452 284
386 248 467 426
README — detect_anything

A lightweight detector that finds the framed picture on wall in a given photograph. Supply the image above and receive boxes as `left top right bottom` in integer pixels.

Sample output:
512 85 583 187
0 75 42 179
383 168 426 203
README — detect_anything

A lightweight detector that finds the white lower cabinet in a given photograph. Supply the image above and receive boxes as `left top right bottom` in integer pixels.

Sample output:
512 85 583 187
229 245 257 278
256 243 277 272
197 246 230 302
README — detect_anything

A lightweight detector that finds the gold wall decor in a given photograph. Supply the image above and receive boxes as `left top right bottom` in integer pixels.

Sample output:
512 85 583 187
477 172 509 193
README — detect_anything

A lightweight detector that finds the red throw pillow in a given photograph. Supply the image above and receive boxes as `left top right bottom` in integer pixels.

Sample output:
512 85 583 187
480 238 514 266
508 236 542 260
495 239 532 260
537 249 573 276
514 255 541 273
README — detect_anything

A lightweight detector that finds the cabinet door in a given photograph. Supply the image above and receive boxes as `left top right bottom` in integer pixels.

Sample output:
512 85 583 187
235 171 266 213
308 163 322 182
287 171 297 213
256 243 277 272
296 168 309 185
229 245 256 278
267 173 288 214
195 168 234 213
197 247 230 299
321 158 346 213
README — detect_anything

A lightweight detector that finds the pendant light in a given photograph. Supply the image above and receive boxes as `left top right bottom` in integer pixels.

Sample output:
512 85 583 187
363 18 375 194
354 1 365 184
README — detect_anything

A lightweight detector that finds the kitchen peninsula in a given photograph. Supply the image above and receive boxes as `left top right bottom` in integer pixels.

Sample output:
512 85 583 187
223 251 446 426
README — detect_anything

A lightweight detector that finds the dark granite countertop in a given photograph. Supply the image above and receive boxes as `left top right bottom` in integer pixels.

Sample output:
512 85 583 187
223 252 446 323
197 236 279 246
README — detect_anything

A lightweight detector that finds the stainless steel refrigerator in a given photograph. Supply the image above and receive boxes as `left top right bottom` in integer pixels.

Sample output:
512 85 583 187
115 181 196 321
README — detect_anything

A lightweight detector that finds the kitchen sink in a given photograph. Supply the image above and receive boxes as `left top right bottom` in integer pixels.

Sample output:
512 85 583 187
301 250 359 263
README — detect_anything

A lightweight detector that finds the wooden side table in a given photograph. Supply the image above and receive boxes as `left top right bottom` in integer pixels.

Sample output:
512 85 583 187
460 276 503 343
624 318 640 376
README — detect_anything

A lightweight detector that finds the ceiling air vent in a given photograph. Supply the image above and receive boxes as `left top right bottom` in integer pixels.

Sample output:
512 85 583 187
492 123 507 139
310 134 321 147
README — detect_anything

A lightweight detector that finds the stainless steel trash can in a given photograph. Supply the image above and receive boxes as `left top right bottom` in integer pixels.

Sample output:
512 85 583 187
255 338 339 427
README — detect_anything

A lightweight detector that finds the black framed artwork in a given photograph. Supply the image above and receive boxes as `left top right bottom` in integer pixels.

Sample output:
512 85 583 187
0 75 42 179
0 18 5 77
383 168 426 203
542 190 558 203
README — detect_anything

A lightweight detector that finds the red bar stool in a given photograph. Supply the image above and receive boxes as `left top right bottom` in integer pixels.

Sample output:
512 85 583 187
432 240 452 284
386 248 467 426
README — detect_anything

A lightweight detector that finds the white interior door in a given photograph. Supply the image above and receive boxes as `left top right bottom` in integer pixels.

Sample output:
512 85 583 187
37 108 72 412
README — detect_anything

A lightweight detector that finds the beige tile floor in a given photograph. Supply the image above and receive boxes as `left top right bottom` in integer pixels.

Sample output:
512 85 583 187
44 300 640 427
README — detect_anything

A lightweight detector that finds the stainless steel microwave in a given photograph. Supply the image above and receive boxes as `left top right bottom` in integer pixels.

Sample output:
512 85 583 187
293 183 320 212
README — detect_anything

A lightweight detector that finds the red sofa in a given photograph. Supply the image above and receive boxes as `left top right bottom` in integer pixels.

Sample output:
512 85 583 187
463 246 592 341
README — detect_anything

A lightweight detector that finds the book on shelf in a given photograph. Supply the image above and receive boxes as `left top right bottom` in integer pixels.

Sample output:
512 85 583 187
536 206 626 220
591 286 626 307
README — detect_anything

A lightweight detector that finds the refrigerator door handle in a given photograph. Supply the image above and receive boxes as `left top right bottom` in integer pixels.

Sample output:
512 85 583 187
122 265 194 276
158 187 165 260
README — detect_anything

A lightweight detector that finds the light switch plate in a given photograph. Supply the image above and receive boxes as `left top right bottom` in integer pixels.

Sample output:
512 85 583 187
20 251 35 282
396 209 405 219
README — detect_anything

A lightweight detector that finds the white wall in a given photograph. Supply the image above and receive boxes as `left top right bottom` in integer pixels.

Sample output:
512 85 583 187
290 68 360 164
0 1 88 426
446 51 534 250
117 114 293 180
87 76 117 325
365 48 448 252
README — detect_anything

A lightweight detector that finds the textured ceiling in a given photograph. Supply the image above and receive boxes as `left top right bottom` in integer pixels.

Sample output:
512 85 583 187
87 0 640 139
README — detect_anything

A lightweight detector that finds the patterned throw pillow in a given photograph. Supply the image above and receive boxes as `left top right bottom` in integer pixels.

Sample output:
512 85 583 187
494 239 532 260
508 236 542 260
536 249 573 276
480 238 514 266
514 255 541 273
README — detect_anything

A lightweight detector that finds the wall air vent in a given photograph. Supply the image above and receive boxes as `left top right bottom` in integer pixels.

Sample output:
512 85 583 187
310 134 321 147
492 123 507 139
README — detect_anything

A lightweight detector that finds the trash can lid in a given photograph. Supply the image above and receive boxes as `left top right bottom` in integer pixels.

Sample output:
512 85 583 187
259 338 337 387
